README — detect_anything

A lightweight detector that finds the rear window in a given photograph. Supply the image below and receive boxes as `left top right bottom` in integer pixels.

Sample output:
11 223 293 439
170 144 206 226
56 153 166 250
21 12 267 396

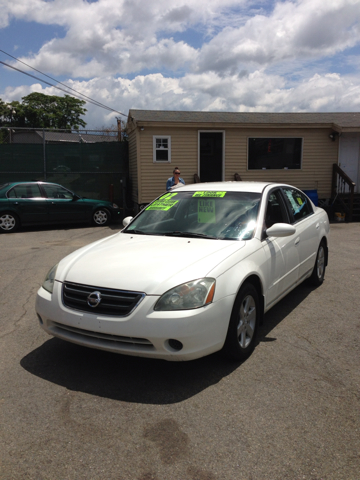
7 184 42 199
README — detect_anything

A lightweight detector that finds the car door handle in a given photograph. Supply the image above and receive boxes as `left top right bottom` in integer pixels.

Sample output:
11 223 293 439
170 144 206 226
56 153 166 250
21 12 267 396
13 202 19 205
295 237 300 246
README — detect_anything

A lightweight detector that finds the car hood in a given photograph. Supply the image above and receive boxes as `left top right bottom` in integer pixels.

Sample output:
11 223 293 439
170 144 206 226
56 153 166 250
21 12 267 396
56 232 246 295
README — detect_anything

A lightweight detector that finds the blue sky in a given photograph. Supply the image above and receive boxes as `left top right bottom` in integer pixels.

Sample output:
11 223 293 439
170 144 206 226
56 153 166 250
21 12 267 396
1 0 360 128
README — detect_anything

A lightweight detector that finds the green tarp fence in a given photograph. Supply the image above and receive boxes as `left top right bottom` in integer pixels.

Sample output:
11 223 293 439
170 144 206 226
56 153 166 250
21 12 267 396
0 142 130 212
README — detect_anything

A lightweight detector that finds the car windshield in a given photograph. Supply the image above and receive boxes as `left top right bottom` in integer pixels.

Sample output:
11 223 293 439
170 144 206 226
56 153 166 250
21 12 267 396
124 190 261 240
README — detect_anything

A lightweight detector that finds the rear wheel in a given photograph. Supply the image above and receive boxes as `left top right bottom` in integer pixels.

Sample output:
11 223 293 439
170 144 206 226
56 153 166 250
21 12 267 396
223 282 260 361
309 241 326 286
0 212 19 233
92 208 110 226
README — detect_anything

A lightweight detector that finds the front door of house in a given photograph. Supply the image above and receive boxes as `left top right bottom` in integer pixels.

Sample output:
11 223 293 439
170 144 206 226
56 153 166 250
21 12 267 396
199 132 223 182
339 133 360 193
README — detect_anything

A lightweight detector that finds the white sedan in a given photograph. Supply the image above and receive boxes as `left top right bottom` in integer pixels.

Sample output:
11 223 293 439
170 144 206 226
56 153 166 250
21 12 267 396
36 182 329 361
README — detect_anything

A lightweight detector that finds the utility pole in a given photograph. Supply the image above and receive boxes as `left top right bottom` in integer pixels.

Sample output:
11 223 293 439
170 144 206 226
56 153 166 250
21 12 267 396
116 117 122 142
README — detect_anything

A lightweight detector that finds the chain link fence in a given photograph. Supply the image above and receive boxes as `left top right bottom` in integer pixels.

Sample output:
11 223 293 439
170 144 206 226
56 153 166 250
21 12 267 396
0 127 131 214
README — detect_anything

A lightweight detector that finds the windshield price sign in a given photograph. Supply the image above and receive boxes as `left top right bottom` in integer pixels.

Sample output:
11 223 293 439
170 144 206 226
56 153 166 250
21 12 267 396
146 192 179 211
193 191 226 198
198 199 216 223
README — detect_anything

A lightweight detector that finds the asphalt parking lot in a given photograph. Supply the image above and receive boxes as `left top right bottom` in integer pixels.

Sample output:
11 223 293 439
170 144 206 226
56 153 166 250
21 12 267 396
0 222 359 480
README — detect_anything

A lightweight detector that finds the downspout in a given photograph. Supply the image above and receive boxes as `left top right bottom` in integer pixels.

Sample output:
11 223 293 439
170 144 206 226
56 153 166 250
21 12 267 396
137 126 142 208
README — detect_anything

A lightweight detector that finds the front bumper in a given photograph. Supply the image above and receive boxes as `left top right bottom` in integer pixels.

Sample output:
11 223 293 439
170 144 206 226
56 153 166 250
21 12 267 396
109 207 121 221
35 281 235 361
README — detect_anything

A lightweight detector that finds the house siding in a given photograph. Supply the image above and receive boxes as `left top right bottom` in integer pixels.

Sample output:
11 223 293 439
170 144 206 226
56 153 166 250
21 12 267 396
137 127 198 203
134 126 338 204
128 130 139 203
224 127 337 198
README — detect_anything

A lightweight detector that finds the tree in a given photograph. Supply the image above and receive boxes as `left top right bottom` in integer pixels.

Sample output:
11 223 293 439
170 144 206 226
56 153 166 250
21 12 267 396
0 98 7 121
0 99 20 126
0 99 22 142
0 93 87 130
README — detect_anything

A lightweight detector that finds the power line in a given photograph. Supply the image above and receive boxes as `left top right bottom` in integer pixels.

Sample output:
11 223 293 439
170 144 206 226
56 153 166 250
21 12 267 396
0 59 127 117
0 49 127 117
0 50 128 118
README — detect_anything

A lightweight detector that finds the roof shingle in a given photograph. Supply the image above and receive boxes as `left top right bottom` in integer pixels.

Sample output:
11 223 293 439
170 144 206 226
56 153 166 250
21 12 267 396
128 109 360 128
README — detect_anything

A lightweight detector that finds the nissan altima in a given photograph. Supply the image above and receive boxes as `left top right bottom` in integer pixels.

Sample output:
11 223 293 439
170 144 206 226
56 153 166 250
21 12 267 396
0 181 120 232
35 182 329 361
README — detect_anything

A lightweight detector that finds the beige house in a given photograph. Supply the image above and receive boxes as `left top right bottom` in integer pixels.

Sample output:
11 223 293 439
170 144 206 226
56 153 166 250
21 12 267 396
126 110 360 210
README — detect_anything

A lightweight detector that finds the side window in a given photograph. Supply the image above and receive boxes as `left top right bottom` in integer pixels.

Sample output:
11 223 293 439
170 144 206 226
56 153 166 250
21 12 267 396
7 184 42 199
153 136 171 163
265 189 288 228
42 184 74 200
282 187 313 223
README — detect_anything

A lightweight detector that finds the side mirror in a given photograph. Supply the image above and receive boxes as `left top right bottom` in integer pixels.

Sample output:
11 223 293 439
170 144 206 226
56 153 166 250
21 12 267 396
122 216 133 227
266 223 296 237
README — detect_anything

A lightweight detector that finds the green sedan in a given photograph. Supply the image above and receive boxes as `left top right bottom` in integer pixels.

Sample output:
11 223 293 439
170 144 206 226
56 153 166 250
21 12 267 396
0 181 121 233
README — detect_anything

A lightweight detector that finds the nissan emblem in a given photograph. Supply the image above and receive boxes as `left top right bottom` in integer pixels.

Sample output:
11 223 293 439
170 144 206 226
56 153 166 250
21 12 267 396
87 291 102 308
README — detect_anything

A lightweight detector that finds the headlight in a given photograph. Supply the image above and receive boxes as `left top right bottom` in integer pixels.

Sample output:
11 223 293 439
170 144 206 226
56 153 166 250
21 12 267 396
42 264 58 294
154 278 216 311
112 203 119 208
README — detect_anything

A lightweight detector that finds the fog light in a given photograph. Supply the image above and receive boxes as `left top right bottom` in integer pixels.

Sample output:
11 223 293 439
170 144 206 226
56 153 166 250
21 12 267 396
168 339 183 351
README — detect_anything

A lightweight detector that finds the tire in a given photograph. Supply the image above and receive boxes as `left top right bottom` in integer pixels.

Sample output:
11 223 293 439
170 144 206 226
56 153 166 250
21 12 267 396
0 212 19 233
92 208 111 226
223 282 260 361
309 241 326 286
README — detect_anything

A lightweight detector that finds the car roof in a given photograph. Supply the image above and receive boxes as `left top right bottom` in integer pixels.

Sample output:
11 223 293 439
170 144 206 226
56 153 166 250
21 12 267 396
1 181 58 188
0 181 68 195
1 181 37 188
176 181 281 193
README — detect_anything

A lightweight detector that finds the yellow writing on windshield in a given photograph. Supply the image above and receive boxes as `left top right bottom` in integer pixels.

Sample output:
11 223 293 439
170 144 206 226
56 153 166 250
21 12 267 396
146 192 178 211
193 191 226 198
198 199 216 223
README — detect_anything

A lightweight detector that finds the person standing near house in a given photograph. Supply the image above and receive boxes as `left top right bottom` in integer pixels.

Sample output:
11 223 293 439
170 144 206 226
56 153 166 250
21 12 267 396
166 167 185 191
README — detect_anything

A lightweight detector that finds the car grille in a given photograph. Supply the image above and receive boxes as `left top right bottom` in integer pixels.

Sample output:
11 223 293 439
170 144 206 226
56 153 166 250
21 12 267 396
62 281 145 316
51 322 153 348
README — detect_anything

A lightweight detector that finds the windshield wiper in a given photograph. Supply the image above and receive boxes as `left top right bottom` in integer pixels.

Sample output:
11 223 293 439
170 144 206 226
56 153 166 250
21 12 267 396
125 229 166 236
125 229 151 235
218 236 242 241
164 231 218 239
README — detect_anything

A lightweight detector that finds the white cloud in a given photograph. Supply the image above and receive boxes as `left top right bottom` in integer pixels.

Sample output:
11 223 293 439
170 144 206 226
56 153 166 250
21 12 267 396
3 0 359 78
196 0 360 73
1 0 360 127
1 0 249 77
3 70 360 128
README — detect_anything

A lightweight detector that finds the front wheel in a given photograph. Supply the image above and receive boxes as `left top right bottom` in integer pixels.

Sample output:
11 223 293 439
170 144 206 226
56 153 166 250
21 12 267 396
0 212 19 233
309 241 326 286
222 282 260 361
92 208 110 226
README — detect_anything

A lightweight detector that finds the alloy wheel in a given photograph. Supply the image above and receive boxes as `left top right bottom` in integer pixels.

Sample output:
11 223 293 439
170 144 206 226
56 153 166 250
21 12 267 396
93 210 108 225
0 214 16 231
317 245 325 280
237 294 256 349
